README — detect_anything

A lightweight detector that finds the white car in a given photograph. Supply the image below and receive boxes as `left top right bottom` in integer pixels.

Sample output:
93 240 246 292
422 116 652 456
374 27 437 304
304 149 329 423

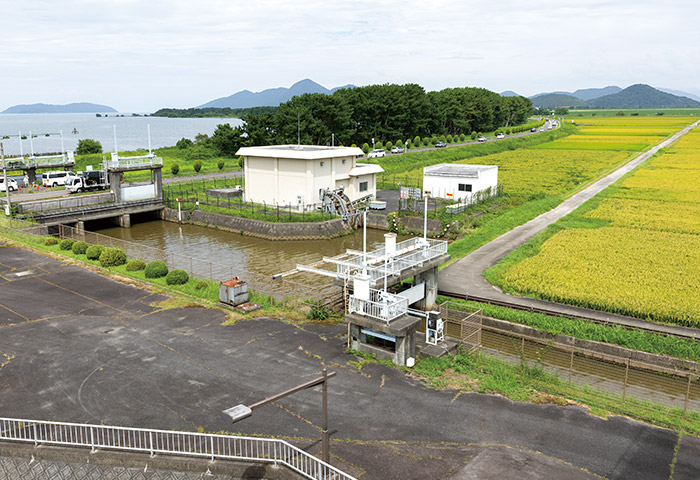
496 133 505 139
367 149 386 158
0 177 19 192
390 146 404 154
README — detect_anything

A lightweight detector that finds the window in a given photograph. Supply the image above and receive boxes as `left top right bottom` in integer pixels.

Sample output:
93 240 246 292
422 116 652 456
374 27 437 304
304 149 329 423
359 181 368 192
458 183 472 192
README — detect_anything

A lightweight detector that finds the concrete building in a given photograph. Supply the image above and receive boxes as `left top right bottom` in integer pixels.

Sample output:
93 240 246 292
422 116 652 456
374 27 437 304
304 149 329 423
236 145 383 209
423 164 498 202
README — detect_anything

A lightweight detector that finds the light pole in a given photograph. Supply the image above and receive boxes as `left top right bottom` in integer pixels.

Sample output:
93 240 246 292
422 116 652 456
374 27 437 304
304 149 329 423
223 369 336 463
1 142 11 216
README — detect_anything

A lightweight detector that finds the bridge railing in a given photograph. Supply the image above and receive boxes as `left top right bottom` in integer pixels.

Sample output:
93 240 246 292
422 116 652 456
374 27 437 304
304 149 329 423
0 417 357 480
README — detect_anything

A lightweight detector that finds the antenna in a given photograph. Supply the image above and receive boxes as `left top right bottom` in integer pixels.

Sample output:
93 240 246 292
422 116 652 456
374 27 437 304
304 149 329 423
332 133 335 147
113 125 118 154
29 131 35 156
297 111 300 146
147 124 152 155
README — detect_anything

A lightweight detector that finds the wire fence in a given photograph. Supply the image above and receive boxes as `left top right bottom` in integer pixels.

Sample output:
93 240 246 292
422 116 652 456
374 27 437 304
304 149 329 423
0 217 342 310
0 417 356 480
163 176 342 222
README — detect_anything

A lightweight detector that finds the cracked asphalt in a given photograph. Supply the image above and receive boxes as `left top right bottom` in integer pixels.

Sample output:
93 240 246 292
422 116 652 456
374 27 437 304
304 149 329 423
0 242 698 479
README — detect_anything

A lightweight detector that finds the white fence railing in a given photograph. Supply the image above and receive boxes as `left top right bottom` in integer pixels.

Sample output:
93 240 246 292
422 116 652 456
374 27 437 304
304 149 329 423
348 288 408 323
105 154 163 169
0 417 356 480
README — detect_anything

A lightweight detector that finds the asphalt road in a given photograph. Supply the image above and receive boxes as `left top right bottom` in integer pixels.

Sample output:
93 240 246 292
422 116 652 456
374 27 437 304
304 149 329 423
0 243 697 479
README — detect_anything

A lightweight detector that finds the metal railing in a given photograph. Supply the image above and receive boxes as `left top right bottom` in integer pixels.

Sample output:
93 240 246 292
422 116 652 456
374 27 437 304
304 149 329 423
331 237 448 284
0 417 356 480
348 288 408 324
105 154 163 169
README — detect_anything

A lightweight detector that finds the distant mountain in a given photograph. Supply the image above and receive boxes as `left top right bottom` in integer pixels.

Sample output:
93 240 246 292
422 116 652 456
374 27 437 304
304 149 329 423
571 86 622 101
499 90 521 97
531 94 587 109
658 87 700 103
589 84 700 108
1 102 117 114
198 79 356 109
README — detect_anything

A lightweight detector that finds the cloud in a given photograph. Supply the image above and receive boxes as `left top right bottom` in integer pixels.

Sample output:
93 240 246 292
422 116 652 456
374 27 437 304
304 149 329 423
0 0 698 110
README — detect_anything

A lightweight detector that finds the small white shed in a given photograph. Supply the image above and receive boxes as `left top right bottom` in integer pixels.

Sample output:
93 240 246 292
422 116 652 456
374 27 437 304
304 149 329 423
423 164 498 202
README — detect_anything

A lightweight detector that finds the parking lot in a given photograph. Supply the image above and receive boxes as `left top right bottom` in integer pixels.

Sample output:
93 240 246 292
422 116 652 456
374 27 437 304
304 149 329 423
0 242 698 479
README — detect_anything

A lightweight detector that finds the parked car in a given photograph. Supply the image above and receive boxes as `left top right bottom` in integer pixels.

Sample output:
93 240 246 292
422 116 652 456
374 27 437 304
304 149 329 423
0 177 19 192
477 136 488 142
434 141 447 148
496 133 505 139
390 146 405 154
367 148 386 158
530 127 537 132
539 127 545 132
42 171 69 187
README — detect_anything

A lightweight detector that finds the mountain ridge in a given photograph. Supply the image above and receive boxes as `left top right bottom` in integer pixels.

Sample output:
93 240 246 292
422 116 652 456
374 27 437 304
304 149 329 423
198 79 356 109
531 84 700 109
2 102 118 114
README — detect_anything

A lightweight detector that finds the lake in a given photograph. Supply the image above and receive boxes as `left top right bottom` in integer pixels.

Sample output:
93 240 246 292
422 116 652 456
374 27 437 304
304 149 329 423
0 113 244 156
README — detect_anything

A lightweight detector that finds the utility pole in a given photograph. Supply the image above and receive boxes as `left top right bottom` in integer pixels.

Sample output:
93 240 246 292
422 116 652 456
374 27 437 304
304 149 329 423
1 142 11 216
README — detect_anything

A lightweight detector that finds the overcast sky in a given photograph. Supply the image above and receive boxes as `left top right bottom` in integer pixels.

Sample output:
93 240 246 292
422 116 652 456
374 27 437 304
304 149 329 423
1 0 698 112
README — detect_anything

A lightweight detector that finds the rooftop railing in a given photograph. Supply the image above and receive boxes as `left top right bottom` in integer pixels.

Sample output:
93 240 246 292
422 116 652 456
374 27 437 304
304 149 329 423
0 417 356 480
105 153 163 169
348 288 408 323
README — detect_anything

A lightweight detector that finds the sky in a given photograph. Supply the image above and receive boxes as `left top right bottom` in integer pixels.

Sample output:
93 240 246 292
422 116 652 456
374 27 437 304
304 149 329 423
1 0 698 112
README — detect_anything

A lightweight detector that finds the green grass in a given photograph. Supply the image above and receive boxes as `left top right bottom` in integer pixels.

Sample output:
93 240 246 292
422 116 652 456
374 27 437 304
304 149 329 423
436 296 700 363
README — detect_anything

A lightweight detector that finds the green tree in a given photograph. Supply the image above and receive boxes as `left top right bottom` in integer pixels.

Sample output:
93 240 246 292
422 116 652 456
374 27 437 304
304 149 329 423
362 142 370 154
553 107 569 115
211 123 246 156
171 163 179 175
471 131 477 140
176 138 193 149
413 135 421 146
385 140 393 151
193 159 202 172
76 139 102 155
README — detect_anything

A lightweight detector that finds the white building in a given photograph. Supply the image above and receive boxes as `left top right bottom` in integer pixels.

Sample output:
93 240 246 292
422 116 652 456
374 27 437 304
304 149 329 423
423 164 498 202
236 145 383 208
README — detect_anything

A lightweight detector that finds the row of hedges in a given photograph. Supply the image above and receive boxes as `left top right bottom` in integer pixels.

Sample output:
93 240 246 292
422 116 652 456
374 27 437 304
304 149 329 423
44 237 190 286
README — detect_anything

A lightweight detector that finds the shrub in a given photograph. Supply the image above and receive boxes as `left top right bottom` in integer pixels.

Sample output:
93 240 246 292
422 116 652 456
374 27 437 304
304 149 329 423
430 136 438 145
375 141 383 150
506 128 512 135
126 259 146 271
362 143 370 154
422 137 430 146
171 163 180 175
195 280 209 290
307 301 331 321
413 136 421 146
217 158 225 170
76 139 102 155
71 241 88 255
446 134 453 143
471 131 477 140
385 141 393 151
460 133 466 142
99 248 127 267
176 138 193 149
238 156 244 168
193 159 202 172
59 239 74 251
85 245 105 260
44 237 58 246
145 260 168 279
165 269 189 285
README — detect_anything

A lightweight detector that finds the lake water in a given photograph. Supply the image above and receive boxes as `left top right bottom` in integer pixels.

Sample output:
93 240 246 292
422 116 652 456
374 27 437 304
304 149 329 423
0 113 244 156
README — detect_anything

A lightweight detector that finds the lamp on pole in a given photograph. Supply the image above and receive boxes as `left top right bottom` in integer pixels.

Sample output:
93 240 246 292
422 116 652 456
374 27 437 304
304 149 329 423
1 142 11 216
223 369 336 463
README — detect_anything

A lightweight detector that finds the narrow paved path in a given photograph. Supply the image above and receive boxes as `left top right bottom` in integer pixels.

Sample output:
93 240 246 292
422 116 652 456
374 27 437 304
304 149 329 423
439 120 700 338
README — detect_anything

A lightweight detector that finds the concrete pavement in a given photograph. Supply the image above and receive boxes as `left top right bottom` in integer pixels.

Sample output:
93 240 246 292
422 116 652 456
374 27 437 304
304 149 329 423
0 243 697 479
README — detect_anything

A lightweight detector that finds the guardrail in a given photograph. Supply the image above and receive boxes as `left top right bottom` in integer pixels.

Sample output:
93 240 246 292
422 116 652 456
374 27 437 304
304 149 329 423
0 417 356 480
348 288 408 323
105 154 163 169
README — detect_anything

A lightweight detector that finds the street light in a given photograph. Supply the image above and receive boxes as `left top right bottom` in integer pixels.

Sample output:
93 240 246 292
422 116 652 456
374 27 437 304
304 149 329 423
1 142 11 216
223 368 336 463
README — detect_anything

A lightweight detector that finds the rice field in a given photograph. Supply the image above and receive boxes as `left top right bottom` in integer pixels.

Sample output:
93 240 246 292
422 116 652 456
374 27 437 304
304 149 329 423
497 124 700 327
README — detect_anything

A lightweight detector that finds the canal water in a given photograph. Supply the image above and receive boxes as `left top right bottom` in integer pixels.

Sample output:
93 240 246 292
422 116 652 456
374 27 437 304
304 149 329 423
94 218 403 278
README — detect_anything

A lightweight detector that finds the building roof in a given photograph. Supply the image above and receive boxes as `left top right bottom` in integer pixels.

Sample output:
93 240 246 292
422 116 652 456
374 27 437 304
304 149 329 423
236 145 364 160
349 163 384 176
423 163 497 178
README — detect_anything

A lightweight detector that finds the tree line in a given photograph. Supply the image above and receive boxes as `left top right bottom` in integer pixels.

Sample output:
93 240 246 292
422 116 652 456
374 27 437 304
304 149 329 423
187 84 533 156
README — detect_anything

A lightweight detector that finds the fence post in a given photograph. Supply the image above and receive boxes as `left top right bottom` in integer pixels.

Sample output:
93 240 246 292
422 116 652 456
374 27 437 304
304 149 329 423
90 426 96 453
149 431 155 457
520 337 525 374
33 423 38 447
622 358 630 401
568 348 574 387
684 375 692 419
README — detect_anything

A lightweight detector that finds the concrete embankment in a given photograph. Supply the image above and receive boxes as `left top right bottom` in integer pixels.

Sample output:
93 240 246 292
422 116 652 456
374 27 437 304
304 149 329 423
161 207 353 241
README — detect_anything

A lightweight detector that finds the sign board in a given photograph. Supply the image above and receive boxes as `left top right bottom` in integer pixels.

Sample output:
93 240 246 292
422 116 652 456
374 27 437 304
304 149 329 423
399 187 409 199
424 190 432 196
408 187 422 199
446 192 453 198
222 404 253 422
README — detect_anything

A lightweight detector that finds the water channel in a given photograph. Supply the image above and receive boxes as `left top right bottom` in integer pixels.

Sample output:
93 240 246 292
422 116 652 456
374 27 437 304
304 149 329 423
94 218 699 414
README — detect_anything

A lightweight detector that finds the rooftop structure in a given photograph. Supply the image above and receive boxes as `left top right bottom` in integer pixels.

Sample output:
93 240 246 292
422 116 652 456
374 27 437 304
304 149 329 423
236 145 383 210
423 163 498 201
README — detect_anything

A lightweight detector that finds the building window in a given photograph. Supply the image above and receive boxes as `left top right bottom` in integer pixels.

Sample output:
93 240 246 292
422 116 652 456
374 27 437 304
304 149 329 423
359 181 368 192
458 183 472 192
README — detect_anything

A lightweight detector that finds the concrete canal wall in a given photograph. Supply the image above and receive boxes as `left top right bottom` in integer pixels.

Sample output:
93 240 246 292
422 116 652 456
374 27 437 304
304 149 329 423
162 207 353 241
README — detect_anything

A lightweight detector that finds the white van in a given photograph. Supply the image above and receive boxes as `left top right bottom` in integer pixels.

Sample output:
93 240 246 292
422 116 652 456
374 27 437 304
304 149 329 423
42 171 70 187
0 177 19 192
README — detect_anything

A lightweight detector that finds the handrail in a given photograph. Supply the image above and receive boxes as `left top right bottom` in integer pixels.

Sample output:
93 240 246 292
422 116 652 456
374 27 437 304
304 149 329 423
0 417 357 480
